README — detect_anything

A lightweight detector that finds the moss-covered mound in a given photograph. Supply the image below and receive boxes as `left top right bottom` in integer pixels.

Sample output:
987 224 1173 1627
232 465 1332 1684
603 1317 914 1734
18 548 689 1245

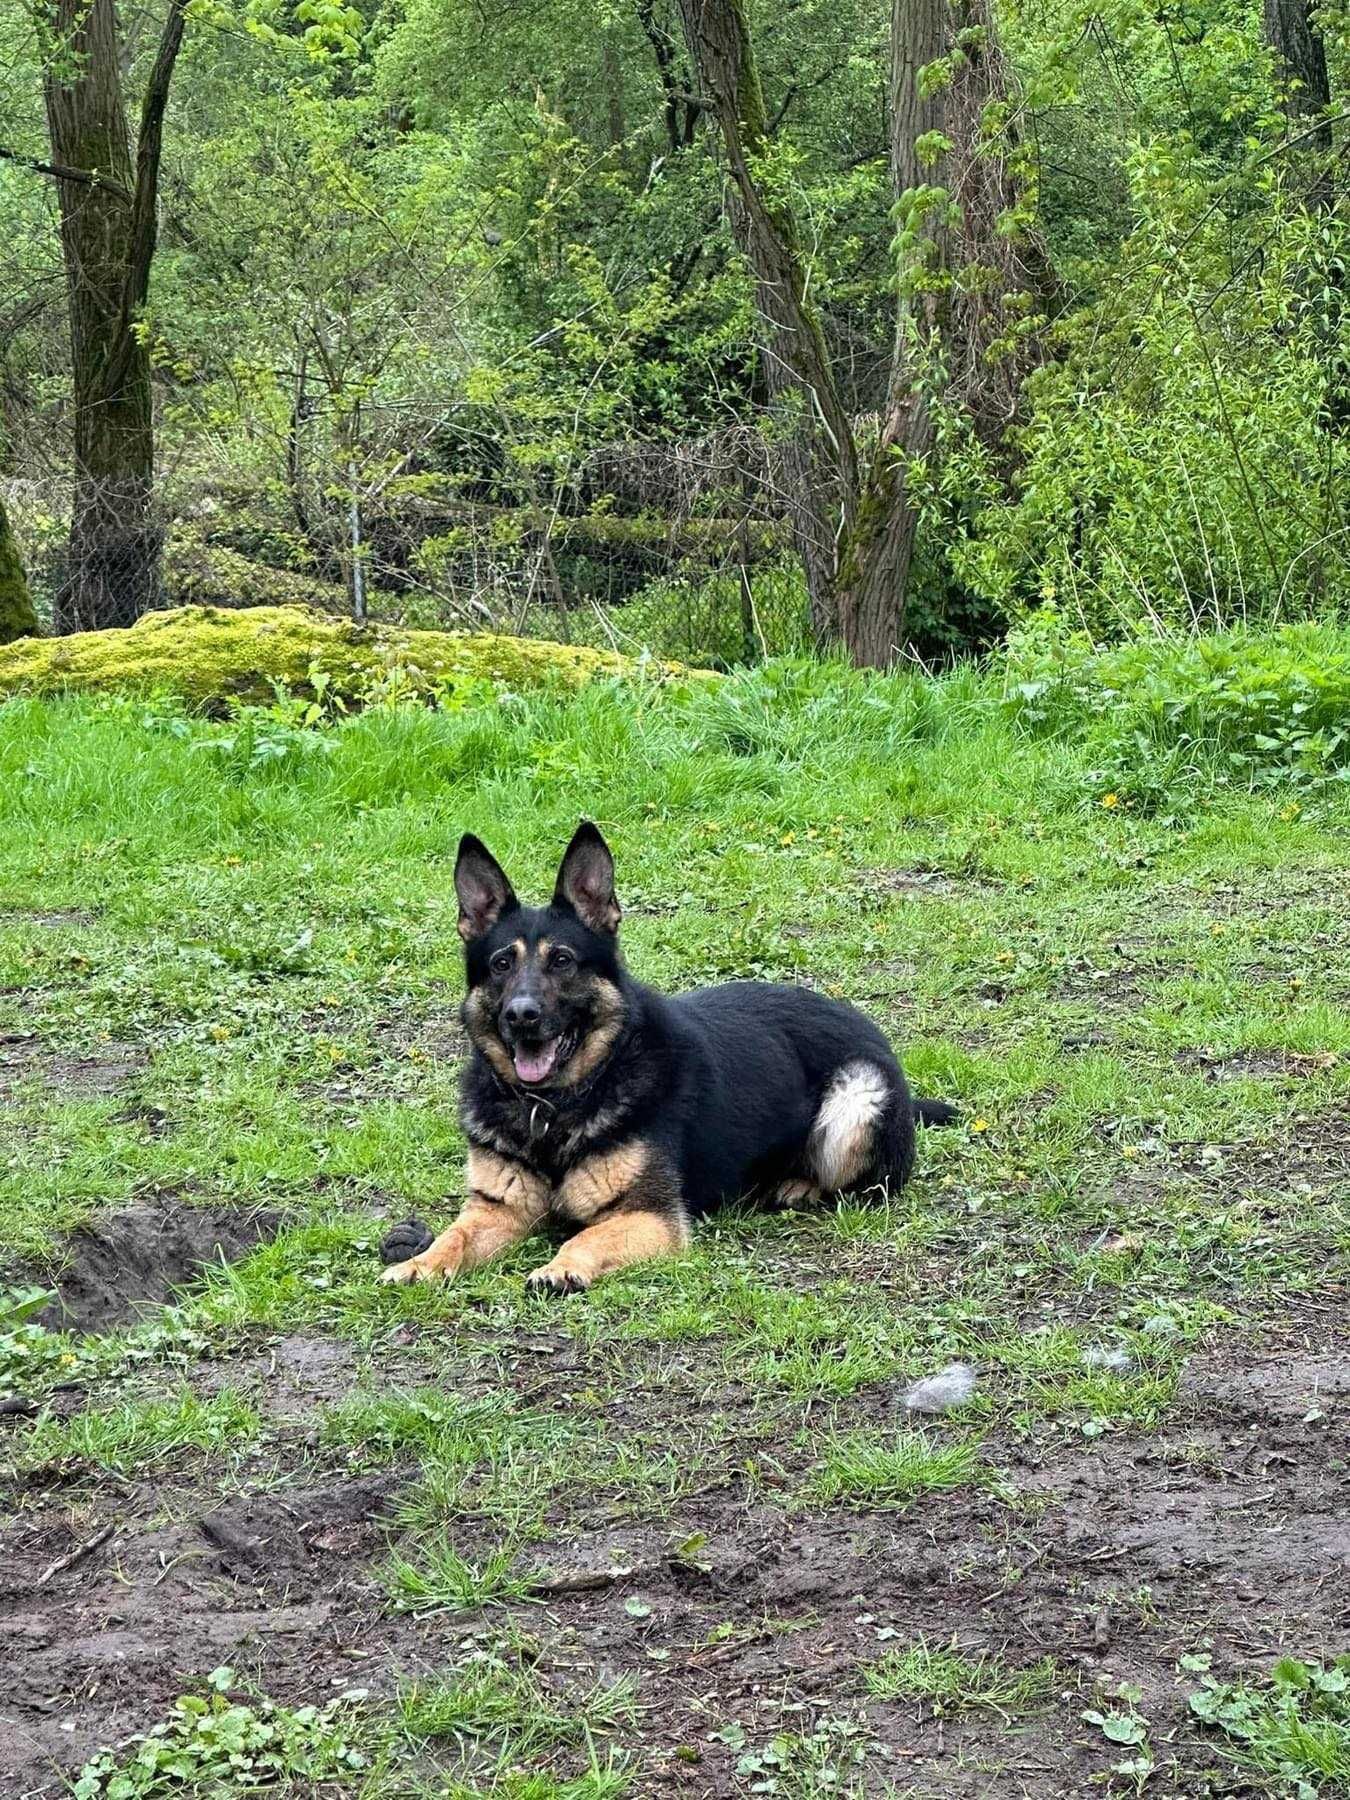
0 604 701 707
0 497 38 645
161 530 349 614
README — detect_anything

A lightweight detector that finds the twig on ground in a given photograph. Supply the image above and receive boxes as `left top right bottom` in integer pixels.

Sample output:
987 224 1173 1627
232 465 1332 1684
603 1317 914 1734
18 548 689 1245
37 1522 115 1585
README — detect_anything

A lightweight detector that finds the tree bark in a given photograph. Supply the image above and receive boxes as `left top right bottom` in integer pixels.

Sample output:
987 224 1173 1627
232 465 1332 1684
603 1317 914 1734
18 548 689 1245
43 0 186 632
1264 0 1332 146
834 0 951 665
0 497 39 643
676 0 859 641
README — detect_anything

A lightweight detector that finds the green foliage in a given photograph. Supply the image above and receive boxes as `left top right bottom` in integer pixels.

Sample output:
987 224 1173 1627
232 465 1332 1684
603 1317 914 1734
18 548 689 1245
1001 615 1350 806
384 1538 531 1612
550 565 814 667
807 1430 984 1508
1189 1657 1350 1794
18 1387 261 1476
931 8 1350 636
72 1669 369 1799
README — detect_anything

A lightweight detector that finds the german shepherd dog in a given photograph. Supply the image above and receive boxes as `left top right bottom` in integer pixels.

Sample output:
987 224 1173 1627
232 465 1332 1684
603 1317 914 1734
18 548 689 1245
379 823 955 1294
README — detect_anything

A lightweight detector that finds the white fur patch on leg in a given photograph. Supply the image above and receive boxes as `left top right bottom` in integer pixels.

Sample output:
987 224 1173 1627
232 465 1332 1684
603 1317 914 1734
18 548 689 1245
809 1059 890 1192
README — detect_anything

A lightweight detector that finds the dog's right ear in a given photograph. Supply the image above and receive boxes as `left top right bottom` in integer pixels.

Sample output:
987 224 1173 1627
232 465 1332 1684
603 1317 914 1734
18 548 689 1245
454 834 519 943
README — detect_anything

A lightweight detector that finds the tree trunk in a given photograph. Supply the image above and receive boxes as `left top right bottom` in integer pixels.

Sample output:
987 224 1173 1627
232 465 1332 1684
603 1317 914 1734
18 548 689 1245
834 0 951 665
43 0 186 632
0 497 39 643
1264 0 1332 145
836 0 1053 662
676 0 859 641
679 0 1047 666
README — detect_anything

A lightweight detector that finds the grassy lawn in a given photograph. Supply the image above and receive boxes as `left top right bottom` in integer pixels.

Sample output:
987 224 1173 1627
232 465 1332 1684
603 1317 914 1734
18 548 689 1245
1 653 1347 1797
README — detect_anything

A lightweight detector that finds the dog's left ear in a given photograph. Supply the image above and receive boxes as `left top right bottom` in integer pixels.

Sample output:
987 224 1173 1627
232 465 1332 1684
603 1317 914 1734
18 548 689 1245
553 821 621 935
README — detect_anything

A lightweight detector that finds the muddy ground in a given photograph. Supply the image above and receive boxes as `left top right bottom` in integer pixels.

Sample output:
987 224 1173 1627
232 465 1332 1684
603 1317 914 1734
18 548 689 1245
3 1204 1346 1799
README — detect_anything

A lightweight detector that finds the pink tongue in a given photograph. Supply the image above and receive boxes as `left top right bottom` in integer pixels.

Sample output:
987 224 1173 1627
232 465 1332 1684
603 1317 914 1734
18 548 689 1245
514 1041 558 1084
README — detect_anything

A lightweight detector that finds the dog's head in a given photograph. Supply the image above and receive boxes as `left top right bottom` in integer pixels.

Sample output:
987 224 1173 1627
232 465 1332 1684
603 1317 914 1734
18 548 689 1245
455 822 627 1089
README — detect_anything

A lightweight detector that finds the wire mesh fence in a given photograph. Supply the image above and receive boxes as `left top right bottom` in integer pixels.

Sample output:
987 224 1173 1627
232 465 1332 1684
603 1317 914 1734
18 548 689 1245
3 426 818 667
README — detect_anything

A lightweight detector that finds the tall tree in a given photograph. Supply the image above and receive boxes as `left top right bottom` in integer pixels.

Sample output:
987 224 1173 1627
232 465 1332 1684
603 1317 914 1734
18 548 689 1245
41 0 187 631
0 495 39 642
1263 0 1331 147
677 0 1048 664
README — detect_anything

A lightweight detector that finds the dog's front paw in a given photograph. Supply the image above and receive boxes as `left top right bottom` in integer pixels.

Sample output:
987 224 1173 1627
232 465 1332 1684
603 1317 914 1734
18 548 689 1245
379 1216 435 1265
525 1262 589 1297
379 1254 445 1286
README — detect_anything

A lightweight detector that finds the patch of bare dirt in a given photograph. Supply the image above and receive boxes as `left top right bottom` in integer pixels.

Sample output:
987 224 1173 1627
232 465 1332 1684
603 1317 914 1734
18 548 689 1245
1175 1046 1341 1083
1 1315 1345 1797
0 1471 419 1798
863 865 1005 899
0 1032 145 1099
35 1196 282 1332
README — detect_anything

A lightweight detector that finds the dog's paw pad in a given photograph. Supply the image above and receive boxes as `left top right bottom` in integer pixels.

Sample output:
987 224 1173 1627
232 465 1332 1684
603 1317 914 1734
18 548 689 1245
526 1267 588 1297
379 1217 434 1265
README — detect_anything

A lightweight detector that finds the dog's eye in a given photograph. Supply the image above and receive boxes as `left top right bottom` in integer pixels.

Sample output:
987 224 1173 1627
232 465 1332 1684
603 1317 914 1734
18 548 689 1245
489 949 515 977
548 946 575 971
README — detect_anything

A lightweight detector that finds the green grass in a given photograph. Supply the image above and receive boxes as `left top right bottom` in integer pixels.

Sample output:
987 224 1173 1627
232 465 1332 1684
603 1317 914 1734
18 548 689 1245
384 1538 532 1612
806 1430 985 1509
862 1641 1060 1714
1 637 1348 1796
398 1653 636 1759
1189 1657 1350 1793
14 1387 260 1477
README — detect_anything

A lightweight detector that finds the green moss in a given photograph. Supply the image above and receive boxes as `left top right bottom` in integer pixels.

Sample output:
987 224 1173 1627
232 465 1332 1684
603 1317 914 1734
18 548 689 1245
0 498 39 645
0 604 712 708
161 529 352 614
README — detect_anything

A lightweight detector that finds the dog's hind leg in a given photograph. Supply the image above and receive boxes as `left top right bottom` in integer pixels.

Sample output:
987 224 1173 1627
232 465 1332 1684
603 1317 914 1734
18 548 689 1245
773 1176 824 1208
807 1059 915 1196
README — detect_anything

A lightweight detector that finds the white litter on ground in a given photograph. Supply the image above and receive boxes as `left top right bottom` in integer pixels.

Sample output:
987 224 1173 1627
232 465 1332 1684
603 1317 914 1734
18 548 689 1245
903 1361 978 1413
1083 1346 1134 1373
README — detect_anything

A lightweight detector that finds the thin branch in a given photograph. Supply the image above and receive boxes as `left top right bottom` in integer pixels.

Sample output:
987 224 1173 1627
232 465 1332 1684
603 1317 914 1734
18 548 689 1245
0 144 132 201
124 0 188 319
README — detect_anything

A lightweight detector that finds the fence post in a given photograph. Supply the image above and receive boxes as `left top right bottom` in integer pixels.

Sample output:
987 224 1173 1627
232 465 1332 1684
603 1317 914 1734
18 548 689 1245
348 471 366 625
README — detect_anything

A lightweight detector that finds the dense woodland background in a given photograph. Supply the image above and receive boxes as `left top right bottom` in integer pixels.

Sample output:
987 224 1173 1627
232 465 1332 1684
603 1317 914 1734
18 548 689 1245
0 0 1346 666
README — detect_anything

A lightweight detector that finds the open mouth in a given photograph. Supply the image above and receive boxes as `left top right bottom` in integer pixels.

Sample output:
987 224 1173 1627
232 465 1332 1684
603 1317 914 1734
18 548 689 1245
510 1030 576 1086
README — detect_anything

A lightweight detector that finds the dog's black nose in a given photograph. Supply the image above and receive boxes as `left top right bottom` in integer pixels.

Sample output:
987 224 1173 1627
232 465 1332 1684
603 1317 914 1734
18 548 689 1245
504 996 542 1032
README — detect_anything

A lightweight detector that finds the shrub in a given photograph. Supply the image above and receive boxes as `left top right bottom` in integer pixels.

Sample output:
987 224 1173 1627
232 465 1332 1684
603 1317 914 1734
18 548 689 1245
1000 615 1350 804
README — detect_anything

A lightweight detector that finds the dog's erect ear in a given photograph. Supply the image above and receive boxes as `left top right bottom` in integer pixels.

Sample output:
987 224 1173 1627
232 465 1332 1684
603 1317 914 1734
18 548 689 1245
553 821 621 935
455 834 519 943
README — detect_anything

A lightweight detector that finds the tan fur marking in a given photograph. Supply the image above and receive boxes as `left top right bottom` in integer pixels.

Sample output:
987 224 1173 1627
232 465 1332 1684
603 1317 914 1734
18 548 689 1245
378 1197 533 1286
463 986 517 1084
556 1140 649 1222
554 977 626 1087
379 1149 549 1286
467 1147 551 1216
527 1208 686 1291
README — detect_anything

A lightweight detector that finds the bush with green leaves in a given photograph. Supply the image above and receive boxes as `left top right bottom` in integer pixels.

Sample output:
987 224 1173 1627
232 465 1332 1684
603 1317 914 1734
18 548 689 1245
1000 615 1350 806
544 565 815 668
72 1668 370 1798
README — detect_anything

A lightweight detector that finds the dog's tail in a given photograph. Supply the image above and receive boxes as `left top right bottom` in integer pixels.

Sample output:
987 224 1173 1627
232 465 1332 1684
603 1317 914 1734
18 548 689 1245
915 1098 959 1128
